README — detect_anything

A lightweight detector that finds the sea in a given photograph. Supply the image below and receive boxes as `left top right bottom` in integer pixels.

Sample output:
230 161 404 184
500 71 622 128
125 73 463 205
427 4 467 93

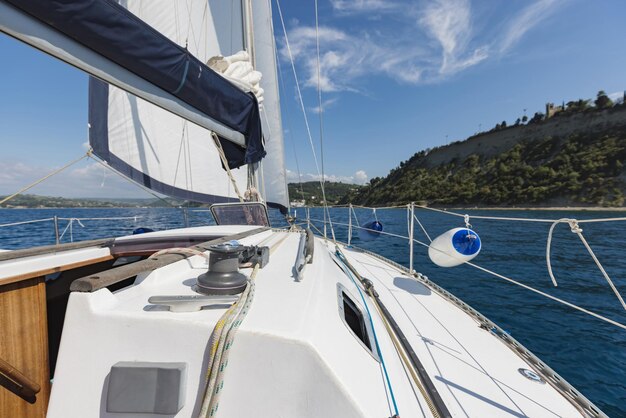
1 206 625 416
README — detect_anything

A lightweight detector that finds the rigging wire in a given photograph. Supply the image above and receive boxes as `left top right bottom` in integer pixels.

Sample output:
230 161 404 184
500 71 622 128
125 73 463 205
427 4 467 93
275 50 306 204
89 154 178 208
310 211 626 331
0 152 90 206
314 0 332 240
274 0 335 241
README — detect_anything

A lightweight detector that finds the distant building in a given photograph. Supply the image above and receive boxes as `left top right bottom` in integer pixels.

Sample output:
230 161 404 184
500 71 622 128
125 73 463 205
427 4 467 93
545 102 564 118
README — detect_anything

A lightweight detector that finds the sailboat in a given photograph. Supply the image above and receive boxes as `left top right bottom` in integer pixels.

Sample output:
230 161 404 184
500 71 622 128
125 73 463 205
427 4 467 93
0 1 610 417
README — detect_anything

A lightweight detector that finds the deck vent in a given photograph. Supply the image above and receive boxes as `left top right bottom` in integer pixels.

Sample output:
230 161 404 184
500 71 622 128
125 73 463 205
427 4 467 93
196 242 248 295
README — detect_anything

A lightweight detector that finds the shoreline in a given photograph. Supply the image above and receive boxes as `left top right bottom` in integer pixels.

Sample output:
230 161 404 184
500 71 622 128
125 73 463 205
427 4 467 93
445 206 626 212
2 205 626 212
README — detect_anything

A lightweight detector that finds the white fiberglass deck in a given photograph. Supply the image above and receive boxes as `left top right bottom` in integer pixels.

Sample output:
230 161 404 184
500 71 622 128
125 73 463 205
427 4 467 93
338 243 584 417
45 226 588 417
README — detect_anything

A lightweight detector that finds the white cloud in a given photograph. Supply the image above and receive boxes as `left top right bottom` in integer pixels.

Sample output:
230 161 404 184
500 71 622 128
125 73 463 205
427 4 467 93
0 159 149 199
419 0 488 75
330 0 399 13
498 0 562 53
281 25 426 93
286 169 368 185
309 97 338 114
280 0 564 93
354 170 368 184
608 91 624 104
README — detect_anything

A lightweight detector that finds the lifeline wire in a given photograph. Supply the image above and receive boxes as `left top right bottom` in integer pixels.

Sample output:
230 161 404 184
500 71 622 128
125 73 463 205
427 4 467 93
414 235 626 331
547 219 626 311
309 212 626 331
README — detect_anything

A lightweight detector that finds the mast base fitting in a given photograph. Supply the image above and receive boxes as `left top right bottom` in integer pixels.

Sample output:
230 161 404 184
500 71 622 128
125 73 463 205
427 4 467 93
196 242 248 295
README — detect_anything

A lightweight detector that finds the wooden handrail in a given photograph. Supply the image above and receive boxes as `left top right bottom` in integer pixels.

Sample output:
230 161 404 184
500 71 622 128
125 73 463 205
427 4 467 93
0 238 113 262
0 357 41 402
70 227 269 292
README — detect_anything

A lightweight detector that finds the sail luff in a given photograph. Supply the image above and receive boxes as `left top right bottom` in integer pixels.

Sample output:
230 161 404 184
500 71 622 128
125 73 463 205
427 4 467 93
252 0 290 209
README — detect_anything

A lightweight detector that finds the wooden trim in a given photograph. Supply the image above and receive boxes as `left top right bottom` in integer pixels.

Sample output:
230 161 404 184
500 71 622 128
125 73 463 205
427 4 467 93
71 227 269 292
0 357 41 401
0 277 50 417
0 255 114 287
0 239 113 262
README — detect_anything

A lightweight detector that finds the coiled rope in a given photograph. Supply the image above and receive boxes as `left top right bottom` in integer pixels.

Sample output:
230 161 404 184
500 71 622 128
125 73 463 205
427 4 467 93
199 264 258 417
199 232 289 417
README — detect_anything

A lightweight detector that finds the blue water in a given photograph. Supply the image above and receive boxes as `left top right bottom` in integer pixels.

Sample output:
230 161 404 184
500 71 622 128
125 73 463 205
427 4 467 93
1 207 625 416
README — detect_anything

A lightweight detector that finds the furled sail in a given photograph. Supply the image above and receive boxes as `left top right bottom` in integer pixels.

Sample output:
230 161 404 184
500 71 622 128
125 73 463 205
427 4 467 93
0 0 289 211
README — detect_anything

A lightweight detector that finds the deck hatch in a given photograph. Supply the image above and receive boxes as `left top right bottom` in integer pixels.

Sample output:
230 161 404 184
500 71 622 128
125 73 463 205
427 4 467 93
106 361 187 414
337 283 380 361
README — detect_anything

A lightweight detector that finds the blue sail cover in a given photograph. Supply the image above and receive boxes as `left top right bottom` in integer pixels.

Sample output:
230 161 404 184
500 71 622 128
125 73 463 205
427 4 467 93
4 0 265 169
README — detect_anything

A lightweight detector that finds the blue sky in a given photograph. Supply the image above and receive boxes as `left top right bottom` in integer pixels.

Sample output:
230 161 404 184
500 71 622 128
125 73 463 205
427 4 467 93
0 0 625 197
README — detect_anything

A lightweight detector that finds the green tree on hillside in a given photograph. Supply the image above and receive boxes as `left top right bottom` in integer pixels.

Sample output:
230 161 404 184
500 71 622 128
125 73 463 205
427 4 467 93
595 90 614 109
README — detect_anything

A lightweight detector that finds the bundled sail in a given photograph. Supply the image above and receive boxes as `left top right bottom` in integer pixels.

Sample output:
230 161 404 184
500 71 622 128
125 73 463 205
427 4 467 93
90 0 288 210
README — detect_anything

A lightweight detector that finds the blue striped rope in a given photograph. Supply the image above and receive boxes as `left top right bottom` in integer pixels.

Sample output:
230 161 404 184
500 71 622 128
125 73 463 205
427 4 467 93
335 249 400 417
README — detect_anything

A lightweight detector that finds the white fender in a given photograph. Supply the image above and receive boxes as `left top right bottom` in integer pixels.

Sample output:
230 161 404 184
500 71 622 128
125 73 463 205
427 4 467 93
428 227 481 267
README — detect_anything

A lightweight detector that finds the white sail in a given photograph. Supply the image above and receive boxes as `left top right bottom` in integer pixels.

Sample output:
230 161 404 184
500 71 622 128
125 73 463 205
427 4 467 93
252 0 289 211
92 0 289 209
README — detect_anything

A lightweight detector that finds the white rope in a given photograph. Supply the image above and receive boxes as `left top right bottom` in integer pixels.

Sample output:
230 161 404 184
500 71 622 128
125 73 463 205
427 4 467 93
408 235 626 331
413 203 626 225
275 0 335 242
547 218 626 310
413 214 432 242
0 218 54 228
149 247 209 261
57 216 139 221
58 218 85 243
310 214 626 329
351 205 360 227
211 132 244 202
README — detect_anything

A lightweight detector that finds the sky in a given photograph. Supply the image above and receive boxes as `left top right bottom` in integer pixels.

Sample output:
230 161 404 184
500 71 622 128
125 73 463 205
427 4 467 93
0 0 625 198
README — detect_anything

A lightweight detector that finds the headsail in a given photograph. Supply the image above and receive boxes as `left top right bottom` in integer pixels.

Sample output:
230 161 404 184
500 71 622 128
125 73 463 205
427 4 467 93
252 0 289 211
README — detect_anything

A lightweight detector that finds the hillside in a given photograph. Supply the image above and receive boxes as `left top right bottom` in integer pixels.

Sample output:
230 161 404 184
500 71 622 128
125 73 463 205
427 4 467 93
344 103 626 208
0 194 199 208
288 181 362 205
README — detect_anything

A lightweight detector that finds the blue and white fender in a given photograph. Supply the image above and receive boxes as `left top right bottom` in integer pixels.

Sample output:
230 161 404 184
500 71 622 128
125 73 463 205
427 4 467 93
428 227 481 267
